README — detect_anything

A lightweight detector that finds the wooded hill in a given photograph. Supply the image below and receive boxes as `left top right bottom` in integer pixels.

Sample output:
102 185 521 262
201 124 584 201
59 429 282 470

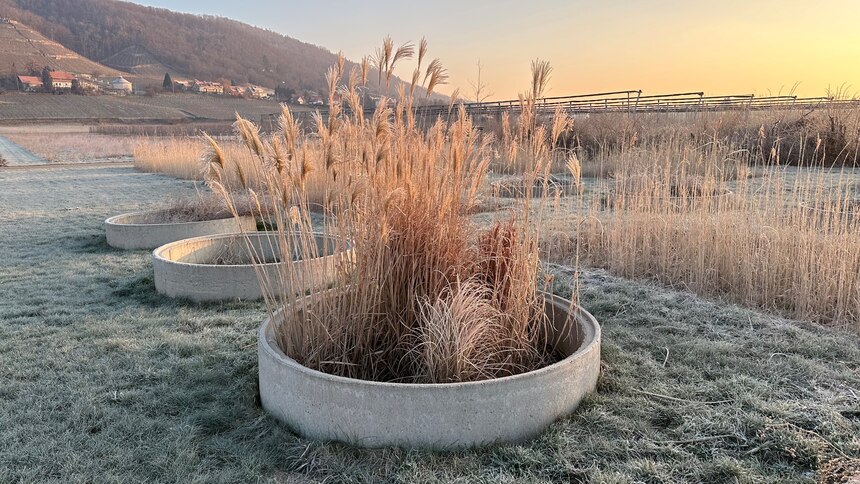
0 0 442 97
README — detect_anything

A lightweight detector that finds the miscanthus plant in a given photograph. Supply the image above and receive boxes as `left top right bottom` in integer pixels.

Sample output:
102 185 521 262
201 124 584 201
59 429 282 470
207 39 581 383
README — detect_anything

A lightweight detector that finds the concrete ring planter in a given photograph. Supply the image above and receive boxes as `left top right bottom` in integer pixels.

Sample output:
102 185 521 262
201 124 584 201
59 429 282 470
258 291 601 449
105 210 257 250
153 232 351 302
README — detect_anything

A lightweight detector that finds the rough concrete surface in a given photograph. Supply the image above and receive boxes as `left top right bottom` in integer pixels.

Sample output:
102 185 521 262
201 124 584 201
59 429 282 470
258 292 601 449
105 211 257 250
152 232 350 302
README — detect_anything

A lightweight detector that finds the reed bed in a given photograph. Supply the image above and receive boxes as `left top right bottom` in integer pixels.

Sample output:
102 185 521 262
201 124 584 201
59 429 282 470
210 45 579 383
567 103 860 170
546 135 860 330
3 132 137 162
481 99 860 179
134 136 332 207
134 137 219 180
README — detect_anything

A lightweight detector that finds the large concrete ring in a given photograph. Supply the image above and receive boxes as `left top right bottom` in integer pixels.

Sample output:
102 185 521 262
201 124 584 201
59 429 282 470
258 291 601 449
153 232 352 302
105 211 257 250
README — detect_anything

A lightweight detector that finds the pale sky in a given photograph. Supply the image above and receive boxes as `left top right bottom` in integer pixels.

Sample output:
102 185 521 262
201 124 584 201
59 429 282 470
134 0 860 100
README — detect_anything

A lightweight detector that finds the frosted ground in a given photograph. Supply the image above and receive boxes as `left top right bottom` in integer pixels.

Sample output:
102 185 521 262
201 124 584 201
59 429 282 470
0 164 858 482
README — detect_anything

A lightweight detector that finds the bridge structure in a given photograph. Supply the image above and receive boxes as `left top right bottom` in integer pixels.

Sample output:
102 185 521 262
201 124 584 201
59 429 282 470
260 90 859 132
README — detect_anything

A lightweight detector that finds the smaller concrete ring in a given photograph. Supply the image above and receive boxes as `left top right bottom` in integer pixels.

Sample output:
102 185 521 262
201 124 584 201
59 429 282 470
104 210 257 250
153 232 352 302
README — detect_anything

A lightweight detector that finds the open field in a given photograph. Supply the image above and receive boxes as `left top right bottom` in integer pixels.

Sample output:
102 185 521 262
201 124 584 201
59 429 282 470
0 134 45 165
0 130 137 163
0 161 858 483
0 93 292 122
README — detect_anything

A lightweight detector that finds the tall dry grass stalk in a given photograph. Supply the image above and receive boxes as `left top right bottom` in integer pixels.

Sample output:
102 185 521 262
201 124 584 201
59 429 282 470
546 136 860 330
210 43 575 383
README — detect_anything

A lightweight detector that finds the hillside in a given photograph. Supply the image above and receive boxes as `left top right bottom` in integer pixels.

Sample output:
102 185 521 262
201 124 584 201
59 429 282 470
100 44 179 78
0 19 121 78
0 0 359 93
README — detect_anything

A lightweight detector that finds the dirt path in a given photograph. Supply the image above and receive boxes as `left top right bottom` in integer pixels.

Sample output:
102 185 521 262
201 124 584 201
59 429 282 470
1 160 134 171
0 134 46 165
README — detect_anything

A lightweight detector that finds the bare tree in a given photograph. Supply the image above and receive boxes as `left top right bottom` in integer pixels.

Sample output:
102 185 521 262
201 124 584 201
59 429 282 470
468 59 493 103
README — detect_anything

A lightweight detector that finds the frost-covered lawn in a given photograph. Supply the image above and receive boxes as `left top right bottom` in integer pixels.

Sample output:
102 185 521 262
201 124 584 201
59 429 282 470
0 165 857 483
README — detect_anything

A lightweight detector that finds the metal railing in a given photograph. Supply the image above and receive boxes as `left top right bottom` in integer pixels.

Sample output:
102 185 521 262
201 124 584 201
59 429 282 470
260 90 859 131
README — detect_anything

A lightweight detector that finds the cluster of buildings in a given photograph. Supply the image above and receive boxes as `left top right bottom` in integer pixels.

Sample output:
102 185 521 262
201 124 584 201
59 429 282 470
286 90 381 107
171 79 274 99
16 71 133 94
13 69 306 104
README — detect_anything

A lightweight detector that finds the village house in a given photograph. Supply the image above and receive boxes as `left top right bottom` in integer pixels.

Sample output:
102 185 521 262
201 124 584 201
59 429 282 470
17 75 43 92
246 84 274 99
109 76 133 93
224 85 245 97
47 71 76 90
191 80 223 94
172 80 193 91
173 81 194 92
290 93 306 105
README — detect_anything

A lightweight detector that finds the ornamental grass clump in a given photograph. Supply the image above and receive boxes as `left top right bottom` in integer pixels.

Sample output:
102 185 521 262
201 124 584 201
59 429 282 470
209 40 579 383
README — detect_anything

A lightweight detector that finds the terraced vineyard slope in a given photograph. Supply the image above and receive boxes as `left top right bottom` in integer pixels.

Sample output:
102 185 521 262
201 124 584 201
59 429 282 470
0 19 120 78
